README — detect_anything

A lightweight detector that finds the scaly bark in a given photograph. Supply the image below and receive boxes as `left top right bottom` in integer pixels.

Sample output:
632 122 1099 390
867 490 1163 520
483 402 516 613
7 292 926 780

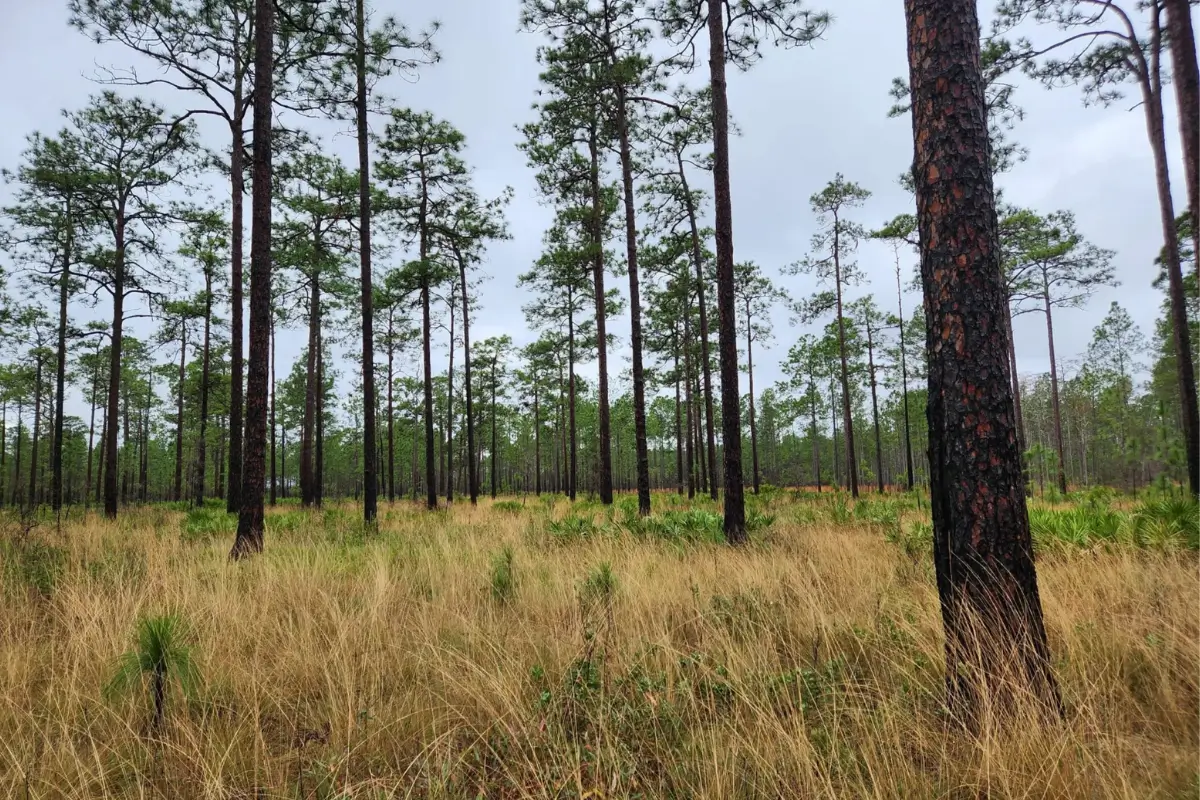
906 0 1060 718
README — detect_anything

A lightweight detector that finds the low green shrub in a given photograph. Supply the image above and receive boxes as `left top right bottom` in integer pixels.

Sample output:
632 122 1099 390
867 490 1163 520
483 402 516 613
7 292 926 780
492 500 525 514
181 506 236 544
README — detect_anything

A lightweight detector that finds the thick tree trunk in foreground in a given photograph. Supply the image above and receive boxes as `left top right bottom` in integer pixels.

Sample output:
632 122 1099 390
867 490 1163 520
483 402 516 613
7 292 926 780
905 0 1059 718
231 0 274 558
707 1 746 543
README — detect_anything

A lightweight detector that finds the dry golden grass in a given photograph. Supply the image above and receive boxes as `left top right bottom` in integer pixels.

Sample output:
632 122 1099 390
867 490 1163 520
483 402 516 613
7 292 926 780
0 494 1196 799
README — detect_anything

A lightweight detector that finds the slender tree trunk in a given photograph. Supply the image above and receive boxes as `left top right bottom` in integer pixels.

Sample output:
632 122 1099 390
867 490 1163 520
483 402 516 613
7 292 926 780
85 354 99 509
830 376 840 488
95 410 105 505
231 0 274 558
446 290 456 504
0 401 6 510
301 273 319 507
1138 15 1200 497
195 269 213 508
28 355 43 511
316 334 325 507
355 0 377 524
121 388 130 505
1042 282 1068 495
534 384 541 495
228 113 246 516
174 325 187 502
896 264 915 491
568 306 578 501
706 1 746 541
52 205 72 511
809 366 821 492
138 378 149 503
683 302 696 498
387 313 396 503
458 252 479 505
866 325 884 493
490 357 498 499
674 336 684 495
680 160 719 500
587 126 613 505
905 0 1059 718
744 301 760 494
11 406 23 507
421 277 437 510
833 227 859 498
103 218 126 519
614 86 651 516
270 313 277 506
1163 0 1199 282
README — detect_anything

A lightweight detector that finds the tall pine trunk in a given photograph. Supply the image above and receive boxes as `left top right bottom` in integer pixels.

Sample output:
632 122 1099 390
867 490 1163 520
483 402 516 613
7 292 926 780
1137 9 1200 497
387 312 396 503
866 324 884 493
587 126 613 505
355 0 378 523
446 290 456 503
1163 0 1199 281
29 354 43 511
614 85 651 516
231 0 274 558
833 228 859 498
195 267 213 507
103 217 126 519
744 300 760 494
1041 281 1068 495
905 0 1059 718
270 313 277 506
680 161 718 500
227 111 246 515
52 203 72 512
457 250 478 505
706 1 746 542
175 325 187 502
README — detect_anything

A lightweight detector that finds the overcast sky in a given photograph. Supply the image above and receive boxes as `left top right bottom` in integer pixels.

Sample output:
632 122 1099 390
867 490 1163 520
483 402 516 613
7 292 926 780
0 0 1190 423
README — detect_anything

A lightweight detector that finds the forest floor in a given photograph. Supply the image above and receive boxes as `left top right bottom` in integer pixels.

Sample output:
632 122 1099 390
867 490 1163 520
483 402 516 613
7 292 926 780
0 489 1196 799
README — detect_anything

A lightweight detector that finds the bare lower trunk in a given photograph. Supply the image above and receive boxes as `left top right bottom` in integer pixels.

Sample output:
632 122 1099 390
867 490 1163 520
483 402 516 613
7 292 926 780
103 222 126 519
231 0 274 558
588 127 613 505
905 0 1059 719
228 117 246 515
1042 285 1068 495
355 0 377 524
680 161 718 500
707 1 746 541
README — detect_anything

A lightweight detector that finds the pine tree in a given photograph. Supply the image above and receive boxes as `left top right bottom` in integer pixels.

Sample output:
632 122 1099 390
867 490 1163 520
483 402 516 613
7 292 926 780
906 0 1059 719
